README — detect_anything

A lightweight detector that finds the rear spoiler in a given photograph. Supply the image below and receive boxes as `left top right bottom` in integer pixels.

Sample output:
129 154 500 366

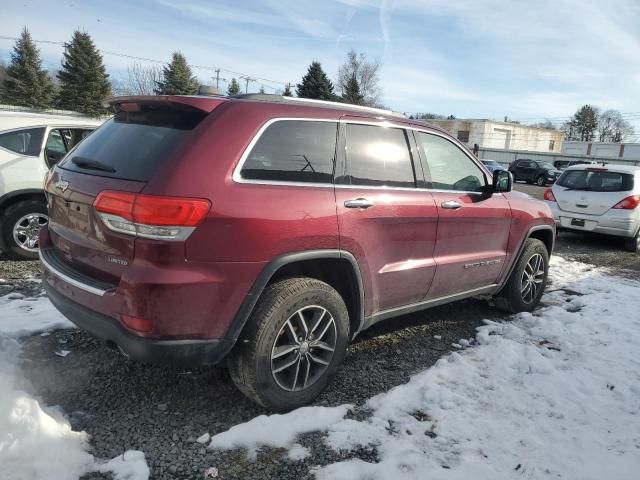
106 95 226 114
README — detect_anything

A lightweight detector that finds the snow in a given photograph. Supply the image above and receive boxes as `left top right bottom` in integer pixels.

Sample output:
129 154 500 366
209 405 351 460
0 294 74 337
0 293 149 480
197 432 211 444
211 258 640 479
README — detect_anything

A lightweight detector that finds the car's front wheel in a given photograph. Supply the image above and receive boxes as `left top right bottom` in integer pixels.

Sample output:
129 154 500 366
228 277 350 411
536 175 546 186
494 238 549 313
1 200 48 260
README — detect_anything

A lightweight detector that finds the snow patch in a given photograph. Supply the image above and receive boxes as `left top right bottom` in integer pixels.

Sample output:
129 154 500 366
0 294 74 337
209 405 351 459
0 293 149 479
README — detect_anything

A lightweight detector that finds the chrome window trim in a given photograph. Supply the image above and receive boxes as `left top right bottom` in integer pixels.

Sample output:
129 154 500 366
231 117 339 185
231 117 493 195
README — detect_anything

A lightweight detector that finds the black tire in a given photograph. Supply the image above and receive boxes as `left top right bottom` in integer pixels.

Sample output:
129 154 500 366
624 231 640 253
1 200 48 260
494 238 549 313
228 277 350 411
536 175 546 186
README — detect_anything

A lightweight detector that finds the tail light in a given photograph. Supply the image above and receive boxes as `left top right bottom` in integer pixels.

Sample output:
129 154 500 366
612 195 640 210
94 191 210 240
543 188 556 202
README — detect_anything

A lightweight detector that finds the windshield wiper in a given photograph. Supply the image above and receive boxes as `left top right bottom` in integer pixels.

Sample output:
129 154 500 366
71 156 116 173
562 187 591 191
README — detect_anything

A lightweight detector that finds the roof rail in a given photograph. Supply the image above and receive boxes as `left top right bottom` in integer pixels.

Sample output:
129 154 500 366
230 94 406 118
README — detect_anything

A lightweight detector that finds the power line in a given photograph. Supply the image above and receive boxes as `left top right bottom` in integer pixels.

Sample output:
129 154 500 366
0 34 292 89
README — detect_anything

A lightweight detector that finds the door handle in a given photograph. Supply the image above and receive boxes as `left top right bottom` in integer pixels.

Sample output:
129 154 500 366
344 198 374 209
441 200 462 210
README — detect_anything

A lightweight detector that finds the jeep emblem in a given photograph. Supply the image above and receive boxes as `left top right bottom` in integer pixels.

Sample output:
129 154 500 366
55 178 69 193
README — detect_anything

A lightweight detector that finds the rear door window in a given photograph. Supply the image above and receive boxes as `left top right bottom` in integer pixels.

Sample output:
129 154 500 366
0 127 45 156
417 132 486 192
240 120 337 183
557 170 634 192
59 108 206 181
342 124 416 188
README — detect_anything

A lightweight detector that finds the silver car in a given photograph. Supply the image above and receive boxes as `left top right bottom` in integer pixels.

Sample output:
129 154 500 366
544 164 640 252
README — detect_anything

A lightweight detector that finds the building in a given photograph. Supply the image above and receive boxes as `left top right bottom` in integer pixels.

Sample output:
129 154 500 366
428 119 564 153
562 141 640 161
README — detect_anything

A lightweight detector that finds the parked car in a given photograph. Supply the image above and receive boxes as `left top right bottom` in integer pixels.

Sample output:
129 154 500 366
0 112 102 259
553 160 592 171
481 159 504 172
544 164 640 252
509 159 562 186
40 94 555 410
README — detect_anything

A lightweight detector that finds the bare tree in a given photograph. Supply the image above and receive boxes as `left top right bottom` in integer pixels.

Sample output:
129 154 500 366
127 62 162 95
597 109 634 142
337 50 382 107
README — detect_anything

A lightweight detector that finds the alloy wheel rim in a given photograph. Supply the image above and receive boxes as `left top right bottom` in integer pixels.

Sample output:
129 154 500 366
521 253 545 304
271 305 337 392
12 213 48 252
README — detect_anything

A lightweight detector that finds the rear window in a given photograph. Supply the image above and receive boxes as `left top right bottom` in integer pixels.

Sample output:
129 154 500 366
0 127 45 156
556 169 634 192
59 108 206 181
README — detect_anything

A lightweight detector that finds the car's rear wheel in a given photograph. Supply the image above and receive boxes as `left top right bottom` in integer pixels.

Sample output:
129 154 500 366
624 231 640 253
228 277 349 411
1 200 48 260
494 238 549 313
536 175 546 186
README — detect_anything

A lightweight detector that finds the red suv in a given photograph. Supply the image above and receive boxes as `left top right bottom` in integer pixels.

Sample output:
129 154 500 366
40 95 555 410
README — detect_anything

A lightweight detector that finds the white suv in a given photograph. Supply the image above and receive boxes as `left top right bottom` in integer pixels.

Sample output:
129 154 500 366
544 164 640 252
0 112 102 259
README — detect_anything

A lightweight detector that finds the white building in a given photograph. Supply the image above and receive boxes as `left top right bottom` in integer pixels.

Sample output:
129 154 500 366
562 141 640 161
428 119 564 153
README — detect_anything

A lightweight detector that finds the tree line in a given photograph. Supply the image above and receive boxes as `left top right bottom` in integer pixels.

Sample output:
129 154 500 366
0 28 635 144
0 28 383 117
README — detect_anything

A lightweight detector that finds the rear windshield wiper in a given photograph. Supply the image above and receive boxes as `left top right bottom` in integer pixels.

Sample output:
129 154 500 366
562 186 591 191
71 156 116 173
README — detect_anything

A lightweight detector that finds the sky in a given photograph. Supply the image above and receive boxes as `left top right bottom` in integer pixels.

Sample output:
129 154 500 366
1 0 640 134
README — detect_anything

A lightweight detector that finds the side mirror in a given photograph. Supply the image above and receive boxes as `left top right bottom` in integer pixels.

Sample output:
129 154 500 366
493 169 513 193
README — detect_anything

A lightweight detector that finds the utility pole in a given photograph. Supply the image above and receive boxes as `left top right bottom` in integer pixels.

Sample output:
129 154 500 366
240 75 254 93
213 69 221 89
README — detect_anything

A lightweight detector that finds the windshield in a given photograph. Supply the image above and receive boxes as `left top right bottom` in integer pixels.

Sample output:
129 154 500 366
483 160 498 166
556 169 634 192
541 162 555 170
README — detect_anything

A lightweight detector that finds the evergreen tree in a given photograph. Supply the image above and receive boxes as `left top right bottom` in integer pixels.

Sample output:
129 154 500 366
155 52 199 95
282 83 293 97
341 74 364 105
1 28 54 108
571 105 598 141
57 30 110 116
296 61 334 100
227 78 241 96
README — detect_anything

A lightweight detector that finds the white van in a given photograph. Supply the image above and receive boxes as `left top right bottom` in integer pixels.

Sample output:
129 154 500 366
0 111 103 259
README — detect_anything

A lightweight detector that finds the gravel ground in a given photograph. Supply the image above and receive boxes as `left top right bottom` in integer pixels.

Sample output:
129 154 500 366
2 182 639 479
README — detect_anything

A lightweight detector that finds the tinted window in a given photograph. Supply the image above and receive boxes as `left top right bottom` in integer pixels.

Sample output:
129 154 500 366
556 170 634 192
0 127 45 156
343 124 416 188
417 132 486 192
59 108 206 181
241 120 337 183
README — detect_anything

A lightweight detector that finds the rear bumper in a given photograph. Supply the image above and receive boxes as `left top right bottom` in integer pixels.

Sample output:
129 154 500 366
44 281 235 366
547 201 640 238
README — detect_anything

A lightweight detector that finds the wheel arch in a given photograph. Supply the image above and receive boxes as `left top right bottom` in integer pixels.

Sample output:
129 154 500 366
0 189 47 215
498 224 554 290
227 250 365 342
